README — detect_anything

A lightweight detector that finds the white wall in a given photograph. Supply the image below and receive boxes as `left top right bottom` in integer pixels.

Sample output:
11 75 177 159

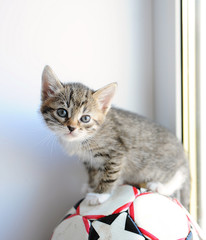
152 0 181 136
0 1 156 240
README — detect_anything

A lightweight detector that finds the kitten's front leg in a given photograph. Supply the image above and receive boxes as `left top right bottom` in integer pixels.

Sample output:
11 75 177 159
86 165 100 192
82 163 100 194
85 159 122 205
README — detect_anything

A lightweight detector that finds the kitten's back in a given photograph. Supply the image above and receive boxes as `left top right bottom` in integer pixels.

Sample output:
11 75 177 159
94 107 188 181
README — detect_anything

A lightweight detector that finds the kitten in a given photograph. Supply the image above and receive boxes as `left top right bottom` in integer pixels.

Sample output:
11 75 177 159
40 66 190 208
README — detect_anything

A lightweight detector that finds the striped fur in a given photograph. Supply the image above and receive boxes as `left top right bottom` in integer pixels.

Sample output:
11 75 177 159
40 66 190 208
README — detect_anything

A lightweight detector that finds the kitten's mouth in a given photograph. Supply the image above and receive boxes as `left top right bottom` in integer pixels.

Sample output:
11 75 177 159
63 131 83 142
64 131 77 138
66 132 75 136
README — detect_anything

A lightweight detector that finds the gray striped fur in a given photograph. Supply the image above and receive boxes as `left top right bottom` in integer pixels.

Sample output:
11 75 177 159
40 66 190 208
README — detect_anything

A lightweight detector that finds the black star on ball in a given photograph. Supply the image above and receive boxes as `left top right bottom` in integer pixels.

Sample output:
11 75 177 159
89 212 144 240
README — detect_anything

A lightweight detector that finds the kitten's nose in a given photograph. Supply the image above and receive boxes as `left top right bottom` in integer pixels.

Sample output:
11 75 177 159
67 126 75 132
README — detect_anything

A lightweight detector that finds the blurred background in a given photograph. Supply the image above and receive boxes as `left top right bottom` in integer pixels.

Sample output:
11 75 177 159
0 0 205 239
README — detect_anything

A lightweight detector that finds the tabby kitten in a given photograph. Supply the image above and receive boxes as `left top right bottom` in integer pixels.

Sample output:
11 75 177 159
40 66 190 208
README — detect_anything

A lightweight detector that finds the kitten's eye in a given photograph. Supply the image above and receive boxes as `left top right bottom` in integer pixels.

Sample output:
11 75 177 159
80 115 91 123
57 108 67 118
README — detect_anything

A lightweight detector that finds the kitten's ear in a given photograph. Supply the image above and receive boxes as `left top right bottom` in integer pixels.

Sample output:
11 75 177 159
41 65 63 101
93 82 117 114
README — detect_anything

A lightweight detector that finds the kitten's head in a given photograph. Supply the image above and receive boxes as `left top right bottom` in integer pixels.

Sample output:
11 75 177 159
40 66 117 142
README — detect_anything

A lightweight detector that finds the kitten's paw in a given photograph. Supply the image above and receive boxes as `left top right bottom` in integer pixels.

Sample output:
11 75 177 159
148 170 186 196
147 182 159 192
85 192 111 205
156 182 176 196
147 182 173 196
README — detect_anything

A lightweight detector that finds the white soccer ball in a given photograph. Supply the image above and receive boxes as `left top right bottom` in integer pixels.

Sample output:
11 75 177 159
51 185 201 240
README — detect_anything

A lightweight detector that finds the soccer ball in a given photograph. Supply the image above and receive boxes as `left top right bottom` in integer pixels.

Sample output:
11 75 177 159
51 185 200 240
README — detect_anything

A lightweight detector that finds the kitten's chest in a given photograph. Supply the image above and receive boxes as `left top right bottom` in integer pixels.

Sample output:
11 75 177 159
59 137 82 156
60 138 105 167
